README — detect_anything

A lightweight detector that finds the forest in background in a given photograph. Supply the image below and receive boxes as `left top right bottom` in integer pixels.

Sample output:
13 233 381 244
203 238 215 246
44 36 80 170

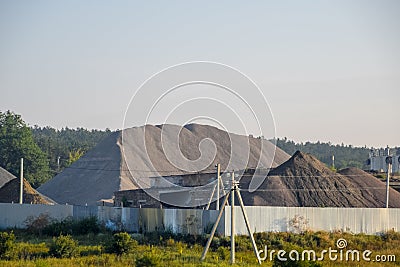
1 110 398 188
32 126 111 175
273 138 371 170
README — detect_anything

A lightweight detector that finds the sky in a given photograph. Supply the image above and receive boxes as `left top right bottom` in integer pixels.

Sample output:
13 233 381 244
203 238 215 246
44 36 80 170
0 1 399 147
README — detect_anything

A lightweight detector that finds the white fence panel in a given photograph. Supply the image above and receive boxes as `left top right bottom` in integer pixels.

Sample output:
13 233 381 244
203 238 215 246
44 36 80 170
223 206 400 235
0 203 73 229
1 203 400 236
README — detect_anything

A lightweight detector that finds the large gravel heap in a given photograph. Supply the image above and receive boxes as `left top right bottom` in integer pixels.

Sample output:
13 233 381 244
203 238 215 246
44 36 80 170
242 151 400 207
0 167 14 188
38 124 290 205
0 178 55 204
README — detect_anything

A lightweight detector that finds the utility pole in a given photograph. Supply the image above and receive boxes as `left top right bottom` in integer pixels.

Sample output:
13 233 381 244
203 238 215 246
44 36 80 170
201 171 261 265
216 163 221 210
386 154 392 208
57 156 60 172
230 171 235 264
19 158 23 204
205 163 222 210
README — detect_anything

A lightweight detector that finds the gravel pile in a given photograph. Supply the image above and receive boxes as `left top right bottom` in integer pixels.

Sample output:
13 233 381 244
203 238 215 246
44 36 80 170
241 151 400 207
0 167 15 188
0 178 55 204
38 124 290 205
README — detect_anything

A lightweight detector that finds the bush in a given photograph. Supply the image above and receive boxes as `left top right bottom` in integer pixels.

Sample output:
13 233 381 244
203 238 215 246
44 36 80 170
43 218 72 236
236 236 253 252
135 252 161 267
43 216 101 236
79 245 102 256
381 229 400 242
0 231 16 260
217 246 229 260
14 242 49 260
105 232 137 256
49 234 79 258
24 213 52 236
74 216 101 235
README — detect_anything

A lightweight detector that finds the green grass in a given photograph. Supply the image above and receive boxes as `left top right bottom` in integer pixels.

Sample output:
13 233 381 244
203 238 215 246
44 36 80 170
1 230 399 266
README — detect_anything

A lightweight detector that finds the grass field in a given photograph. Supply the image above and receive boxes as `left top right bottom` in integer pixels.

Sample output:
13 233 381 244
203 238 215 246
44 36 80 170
1 226 399 266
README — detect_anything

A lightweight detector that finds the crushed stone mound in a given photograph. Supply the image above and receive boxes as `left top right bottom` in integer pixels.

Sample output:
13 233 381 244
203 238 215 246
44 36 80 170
337 167 400 206
241 151 400 207
0 167 15 188
0 178 55 204
38 124 290 205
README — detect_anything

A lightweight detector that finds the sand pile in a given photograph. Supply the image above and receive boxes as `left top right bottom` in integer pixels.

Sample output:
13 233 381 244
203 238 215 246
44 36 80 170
241 151 400 207
0 178 55 204
0 167 15 188
38 124 290 205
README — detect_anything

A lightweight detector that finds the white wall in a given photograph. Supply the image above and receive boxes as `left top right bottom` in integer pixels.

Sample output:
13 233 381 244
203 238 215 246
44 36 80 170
1 203 400 236
0 203 73 229
223 206 400 235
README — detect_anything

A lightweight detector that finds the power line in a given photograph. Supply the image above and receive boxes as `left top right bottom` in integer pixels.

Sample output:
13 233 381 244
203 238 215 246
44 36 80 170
61 165 387 179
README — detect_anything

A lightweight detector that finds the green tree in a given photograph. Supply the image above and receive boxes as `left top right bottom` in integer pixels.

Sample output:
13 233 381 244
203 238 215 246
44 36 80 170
0 111 50 187
32 125 111 174
272 137 373 170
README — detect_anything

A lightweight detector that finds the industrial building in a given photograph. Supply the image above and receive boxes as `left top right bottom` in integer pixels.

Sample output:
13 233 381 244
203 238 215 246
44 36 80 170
368 148 400 173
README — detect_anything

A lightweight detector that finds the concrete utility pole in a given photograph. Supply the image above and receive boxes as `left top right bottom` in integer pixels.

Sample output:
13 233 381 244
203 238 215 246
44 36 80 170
19 158 23 204
200 171 261 265
230 171 235 264
57 156 61 172
386 154 392 208
205 164 222 210
216 163 221 210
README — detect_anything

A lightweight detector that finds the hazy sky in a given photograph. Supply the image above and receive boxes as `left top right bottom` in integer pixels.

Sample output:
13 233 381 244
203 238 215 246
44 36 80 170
0 1 399 147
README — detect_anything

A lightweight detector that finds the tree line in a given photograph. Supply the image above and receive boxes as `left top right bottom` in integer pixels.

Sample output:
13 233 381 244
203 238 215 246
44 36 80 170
0 111 110 188
272 137 397 170
1 110 397 188
32 125 111 175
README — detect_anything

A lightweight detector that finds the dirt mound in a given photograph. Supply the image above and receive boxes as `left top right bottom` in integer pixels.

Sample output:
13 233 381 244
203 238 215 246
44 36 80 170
0 167 15 188
0 178 55 204
241 151 400 207
38 124 290 205
337 167 400 206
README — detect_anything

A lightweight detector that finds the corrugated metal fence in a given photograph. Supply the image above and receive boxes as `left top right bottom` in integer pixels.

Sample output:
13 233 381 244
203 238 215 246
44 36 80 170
1 203 399 235
224 206 400 235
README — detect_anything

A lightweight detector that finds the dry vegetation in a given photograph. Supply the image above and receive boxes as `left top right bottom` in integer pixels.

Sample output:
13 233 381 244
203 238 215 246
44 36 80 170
1 222 399 267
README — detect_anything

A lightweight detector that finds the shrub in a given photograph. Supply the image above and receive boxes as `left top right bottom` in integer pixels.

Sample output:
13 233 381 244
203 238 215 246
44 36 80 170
381 229 400 242
0 231 16 260
14 242 49 260
43 218 72 236
236 236 252 252
135 252 161 267
73 216 101 235
166 238 175 247
43 216 101 236
79 245 102 256
49 234 78 258
217 246 229 260
24 213 52 236
105 232 137 256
